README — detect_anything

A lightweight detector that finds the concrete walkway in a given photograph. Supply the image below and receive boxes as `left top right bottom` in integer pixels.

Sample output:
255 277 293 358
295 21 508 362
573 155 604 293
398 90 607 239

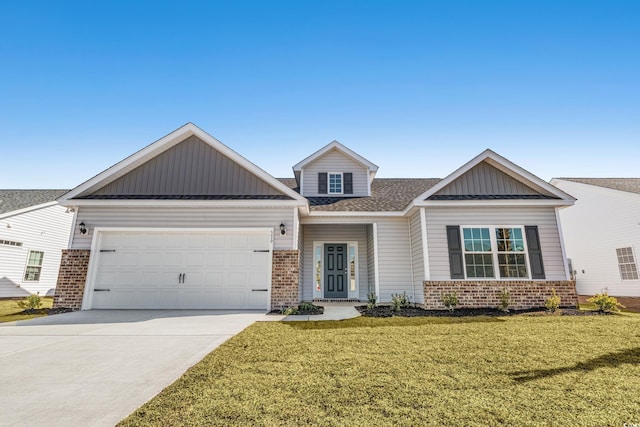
282 302 361 321
0 310 282 427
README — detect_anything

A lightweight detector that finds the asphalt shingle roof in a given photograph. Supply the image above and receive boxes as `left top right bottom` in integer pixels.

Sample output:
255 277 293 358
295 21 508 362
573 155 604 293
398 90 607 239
278 178 441 211
0 190 68 215
555 178 640 195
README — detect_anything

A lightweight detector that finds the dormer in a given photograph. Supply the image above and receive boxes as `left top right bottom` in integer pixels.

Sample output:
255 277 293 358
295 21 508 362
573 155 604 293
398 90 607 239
292 141 379 197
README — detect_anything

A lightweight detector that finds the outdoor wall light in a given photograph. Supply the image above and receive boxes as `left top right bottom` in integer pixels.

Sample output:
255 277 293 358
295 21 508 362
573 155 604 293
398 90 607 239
79 221 87 235
280 223 286 235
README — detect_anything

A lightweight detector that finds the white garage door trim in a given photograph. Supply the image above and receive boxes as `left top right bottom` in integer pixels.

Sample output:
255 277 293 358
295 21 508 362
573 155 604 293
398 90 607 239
82 227 274 310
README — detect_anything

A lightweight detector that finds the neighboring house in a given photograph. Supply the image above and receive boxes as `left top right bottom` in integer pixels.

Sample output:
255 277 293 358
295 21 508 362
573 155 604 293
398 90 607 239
53 123 578 311
551 178 640 297
0 190 73 298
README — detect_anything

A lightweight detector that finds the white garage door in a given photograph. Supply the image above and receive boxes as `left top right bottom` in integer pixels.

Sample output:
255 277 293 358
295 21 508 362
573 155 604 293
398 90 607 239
87 229 272 310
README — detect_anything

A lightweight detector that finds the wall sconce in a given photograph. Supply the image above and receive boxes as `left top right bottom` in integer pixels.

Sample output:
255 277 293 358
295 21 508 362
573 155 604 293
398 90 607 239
279 223 286 236
79 221 87 235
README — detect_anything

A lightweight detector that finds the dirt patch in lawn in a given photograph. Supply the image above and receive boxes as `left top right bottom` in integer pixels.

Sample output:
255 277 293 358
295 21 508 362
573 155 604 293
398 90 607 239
357 305 614 317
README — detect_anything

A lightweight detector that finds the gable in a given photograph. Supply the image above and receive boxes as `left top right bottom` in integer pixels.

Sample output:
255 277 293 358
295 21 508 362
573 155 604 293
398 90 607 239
429 161 557 199
301 148 370 197
80 135 289 199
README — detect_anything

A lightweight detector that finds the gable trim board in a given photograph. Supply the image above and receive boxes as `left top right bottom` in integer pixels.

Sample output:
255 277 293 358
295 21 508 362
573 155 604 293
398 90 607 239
51 124 577 311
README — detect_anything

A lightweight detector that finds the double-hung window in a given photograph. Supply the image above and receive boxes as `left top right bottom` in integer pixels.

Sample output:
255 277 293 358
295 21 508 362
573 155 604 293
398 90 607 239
328 173 343 194
24 250 44 282
461 226 529 279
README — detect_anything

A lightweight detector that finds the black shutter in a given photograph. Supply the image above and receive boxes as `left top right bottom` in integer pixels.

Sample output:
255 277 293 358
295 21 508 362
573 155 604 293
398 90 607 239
525 226 545 279
318 173 327 194
344 173 353 194
446 226 465 279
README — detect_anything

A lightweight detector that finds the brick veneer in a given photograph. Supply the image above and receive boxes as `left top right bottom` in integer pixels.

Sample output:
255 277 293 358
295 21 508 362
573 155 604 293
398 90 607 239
423 280 578 310
271 250 300 309
53 249 91 310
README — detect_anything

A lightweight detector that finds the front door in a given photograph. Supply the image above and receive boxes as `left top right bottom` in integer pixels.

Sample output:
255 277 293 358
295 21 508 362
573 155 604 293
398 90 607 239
324 243 348 298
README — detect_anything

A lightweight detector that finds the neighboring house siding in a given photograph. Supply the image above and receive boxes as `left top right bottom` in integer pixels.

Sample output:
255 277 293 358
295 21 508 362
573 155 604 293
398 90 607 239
86 135 285 197
0 205 73 295
409 210 425 302
302 150 369 196
425 206 567 281
70 207 296 250
554 180 640 297
375 218 415 303
301 224 369 301
434 161 553 197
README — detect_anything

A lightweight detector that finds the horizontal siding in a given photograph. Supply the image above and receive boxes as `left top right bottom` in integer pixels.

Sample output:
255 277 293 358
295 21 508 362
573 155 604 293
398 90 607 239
71 207 296 250
302 150 369 197
89 135 285 197
435 161 552 196
554 180 640 297
425 206 567 281
301 224 368 301
409 210 425 303
375 218 414 303
0 205 73 295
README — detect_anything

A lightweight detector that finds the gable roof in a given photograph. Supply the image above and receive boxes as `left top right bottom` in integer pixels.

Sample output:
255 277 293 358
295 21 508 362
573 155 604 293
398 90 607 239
279 178 440 211
59 123 306 205
553 178 640 195
0 190 68 215
413 149 575 205
292 140 379 172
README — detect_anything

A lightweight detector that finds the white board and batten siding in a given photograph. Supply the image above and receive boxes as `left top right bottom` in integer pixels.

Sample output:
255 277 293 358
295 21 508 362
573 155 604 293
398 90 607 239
71 207 297 251
553 180 640 297
301 150 369 197
0 205 74 295
425 206 568 281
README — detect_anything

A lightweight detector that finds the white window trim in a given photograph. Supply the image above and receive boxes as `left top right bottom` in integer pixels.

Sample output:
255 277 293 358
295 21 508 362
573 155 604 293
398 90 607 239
328 172 344 195
460 225 531 280
616 246 639 281
23 250 44 282
312 241 359 299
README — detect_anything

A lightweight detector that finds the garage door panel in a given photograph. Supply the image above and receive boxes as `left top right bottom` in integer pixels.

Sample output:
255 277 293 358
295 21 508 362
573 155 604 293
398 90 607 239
89 230 272 310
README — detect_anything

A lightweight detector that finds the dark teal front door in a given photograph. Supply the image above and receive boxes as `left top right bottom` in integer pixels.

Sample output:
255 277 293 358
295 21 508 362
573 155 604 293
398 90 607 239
324 244 348 298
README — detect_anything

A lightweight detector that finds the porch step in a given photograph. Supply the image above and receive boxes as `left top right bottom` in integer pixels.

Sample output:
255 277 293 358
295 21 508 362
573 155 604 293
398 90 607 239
313 298 361 303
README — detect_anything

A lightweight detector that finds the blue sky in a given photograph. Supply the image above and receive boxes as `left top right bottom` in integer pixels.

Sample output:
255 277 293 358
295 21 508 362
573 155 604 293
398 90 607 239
1 1 638 189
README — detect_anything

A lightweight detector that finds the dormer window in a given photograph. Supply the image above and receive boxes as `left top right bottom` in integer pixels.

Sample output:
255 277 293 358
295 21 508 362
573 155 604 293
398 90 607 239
318 172 353 195
329 173 343 194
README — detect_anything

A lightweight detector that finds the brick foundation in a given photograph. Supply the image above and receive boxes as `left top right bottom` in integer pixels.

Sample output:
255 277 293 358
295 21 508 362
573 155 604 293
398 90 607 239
271 250 300 309
53 250 91 310
423 280 578 310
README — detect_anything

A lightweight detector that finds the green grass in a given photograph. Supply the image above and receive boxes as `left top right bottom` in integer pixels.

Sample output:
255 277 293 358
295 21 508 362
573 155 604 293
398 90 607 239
120 313 640 427
0 297 53 323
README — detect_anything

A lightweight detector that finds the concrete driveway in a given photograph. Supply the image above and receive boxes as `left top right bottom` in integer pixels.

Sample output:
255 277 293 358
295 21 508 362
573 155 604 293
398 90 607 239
0 310 281 427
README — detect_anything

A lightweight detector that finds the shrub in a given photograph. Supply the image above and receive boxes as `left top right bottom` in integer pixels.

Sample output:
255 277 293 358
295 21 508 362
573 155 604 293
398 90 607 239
441 292 459 312
498 288 511 313
390 292 411 313
281 306 299 315
298 301 316 311
16 293 43 310
367 292 378 310
587 292 625 313
545 289 562 313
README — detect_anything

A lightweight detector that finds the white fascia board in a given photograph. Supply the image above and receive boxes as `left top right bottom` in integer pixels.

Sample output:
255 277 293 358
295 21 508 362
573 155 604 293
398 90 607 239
65 199 308 208
60 123 306 203
292 140 379 172
0 201 59 220
412 149 576 204
413 199 575 207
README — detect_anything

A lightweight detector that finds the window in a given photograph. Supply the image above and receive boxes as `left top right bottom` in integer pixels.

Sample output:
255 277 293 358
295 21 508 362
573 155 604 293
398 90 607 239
461 226 529 279
616 247 639 281
328 173 343 194
0 239 23 247
24 251 44 282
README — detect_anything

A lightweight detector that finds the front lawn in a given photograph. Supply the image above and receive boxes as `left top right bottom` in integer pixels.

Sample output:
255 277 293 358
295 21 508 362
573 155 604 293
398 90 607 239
120 314 640 426
0 297 53 323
